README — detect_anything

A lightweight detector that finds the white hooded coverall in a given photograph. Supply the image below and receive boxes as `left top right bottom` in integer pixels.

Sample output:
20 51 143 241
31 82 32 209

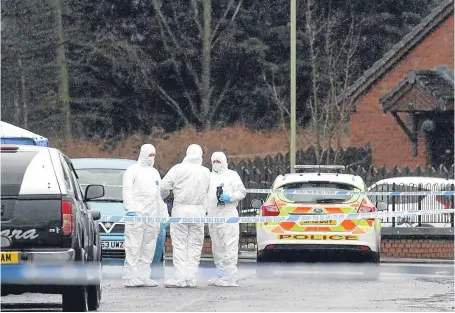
122 144 169 287
207 152 246 286
160 144 210 288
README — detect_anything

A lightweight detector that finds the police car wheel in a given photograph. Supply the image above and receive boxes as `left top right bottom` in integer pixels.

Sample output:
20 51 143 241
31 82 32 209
256 253 275 279
361 253 380 281
256 265 271 279
361 265 380 281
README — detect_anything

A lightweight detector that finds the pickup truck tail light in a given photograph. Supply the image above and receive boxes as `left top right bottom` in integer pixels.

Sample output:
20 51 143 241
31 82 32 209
261 199 280 216
61 201 74 236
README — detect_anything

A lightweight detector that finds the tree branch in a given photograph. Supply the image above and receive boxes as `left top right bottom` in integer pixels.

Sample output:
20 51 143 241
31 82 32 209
191 0 203 36
211 0 242 48
152 0 182 50
212 0 233 40
208 75 232 122
151 9 202 122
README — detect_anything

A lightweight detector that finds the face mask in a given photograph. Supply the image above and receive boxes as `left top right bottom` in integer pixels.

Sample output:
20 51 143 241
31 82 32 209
147 157 155 167
212 163 222 172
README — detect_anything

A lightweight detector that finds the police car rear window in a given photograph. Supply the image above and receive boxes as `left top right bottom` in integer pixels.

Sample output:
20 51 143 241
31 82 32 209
278 181 359 203
1 151 39 196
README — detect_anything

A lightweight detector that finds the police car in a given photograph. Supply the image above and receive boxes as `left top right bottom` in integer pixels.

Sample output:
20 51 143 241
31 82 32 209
253 165 388 279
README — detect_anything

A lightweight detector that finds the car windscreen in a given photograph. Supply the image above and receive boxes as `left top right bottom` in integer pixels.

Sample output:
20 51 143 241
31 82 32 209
76 168 124 201
1 151 39 196
276 181 360 203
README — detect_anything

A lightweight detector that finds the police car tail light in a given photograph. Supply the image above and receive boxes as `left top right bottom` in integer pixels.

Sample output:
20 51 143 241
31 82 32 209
357 199 376 213
61 201 74 236
261 199 280 216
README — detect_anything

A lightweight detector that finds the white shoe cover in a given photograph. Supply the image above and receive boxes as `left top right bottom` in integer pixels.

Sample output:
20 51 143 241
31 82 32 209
164 277 187 288
208 278 219 286
123 276 144 287
142 278 159 287
214 278 239 287
186 279 197 288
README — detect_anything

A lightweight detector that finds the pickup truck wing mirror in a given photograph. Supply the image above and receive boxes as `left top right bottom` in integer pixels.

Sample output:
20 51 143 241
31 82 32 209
90 210 101 221
84 184 105 201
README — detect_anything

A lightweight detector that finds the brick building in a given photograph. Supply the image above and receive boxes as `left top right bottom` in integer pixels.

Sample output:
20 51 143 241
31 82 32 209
340 0 454 169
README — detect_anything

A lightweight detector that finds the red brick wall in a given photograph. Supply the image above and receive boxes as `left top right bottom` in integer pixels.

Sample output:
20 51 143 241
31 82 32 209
348 15 454 169
381 238 454 259
165 236 454 260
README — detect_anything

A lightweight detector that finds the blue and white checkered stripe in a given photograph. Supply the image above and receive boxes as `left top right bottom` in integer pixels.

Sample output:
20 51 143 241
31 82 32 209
100 209 455 224
81 184 455 196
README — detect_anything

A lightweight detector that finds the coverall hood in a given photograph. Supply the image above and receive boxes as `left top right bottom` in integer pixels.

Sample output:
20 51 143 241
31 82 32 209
138 144 156 167
183 144 203 165
211 151 228 173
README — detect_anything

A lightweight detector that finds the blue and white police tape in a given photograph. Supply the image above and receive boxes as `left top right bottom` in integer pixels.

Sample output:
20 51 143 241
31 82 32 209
244 188 455 196
100 209 454 224
80 184 455 196
1 263 101 285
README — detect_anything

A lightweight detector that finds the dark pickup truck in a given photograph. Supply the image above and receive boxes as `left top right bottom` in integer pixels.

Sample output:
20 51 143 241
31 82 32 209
1 145 104 312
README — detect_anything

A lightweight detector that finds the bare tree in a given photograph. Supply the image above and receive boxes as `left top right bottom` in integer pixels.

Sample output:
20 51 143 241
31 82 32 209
262 67 289 129
17 54 29 128
323 0 362 164
304 0 363 164
52 0 72 138
305 0 323 163
151 0 242 129
1 0 60 133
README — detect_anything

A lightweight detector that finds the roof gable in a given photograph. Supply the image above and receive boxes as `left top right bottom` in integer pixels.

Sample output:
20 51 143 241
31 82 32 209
380 66 454 112
338 0 454 106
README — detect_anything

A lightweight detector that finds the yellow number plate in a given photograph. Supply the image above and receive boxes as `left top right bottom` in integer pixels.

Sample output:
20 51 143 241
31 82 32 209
299 220 336 225
1 252 19 264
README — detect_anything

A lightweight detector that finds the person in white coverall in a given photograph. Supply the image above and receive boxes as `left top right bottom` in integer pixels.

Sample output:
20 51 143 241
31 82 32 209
207 152 246 287
122 144 169 287
160 144 210 288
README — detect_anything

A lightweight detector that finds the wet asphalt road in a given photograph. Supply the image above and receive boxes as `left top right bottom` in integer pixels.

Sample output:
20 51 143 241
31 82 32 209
1 261 454 312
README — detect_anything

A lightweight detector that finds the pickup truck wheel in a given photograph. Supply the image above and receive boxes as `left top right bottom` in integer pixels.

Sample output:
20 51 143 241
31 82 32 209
87 282 101 311
87 245 102 311
62 246 89 312
62 285 89 312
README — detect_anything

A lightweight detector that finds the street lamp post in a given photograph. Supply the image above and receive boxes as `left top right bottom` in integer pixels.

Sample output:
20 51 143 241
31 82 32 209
290 0 297 173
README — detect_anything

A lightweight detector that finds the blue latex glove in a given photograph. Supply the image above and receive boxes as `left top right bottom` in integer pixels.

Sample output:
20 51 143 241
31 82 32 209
219 194 230 201
126 212 136 216
162 223 169 229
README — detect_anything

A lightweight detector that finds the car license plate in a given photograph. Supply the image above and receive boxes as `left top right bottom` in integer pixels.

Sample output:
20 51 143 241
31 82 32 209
1 252 19 264
299 220 336 225
102 241 124 250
